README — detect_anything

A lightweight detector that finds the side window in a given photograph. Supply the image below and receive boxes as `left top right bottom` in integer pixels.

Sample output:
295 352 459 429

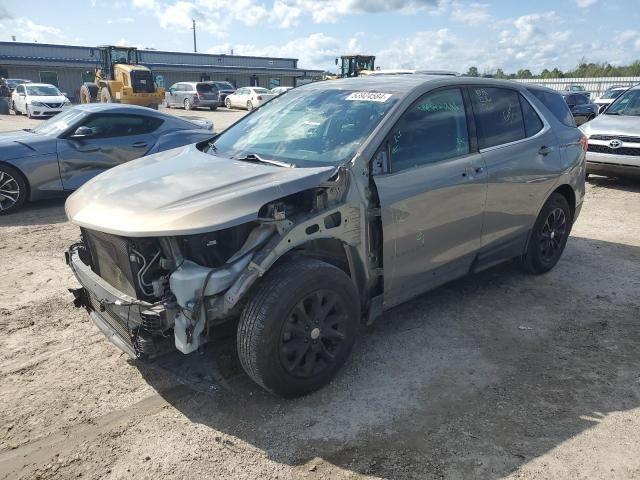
471 87 525 149
575 95 586 106
16 85 24 94
78 114 163 139
169 83 177 91
519 95 543 137
527 89 575 127
389 88 470 172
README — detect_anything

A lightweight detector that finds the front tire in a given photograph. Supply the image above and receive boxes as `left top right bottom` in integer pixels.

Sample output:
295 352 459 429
238 258 359 397
184 98 193 111
26 105 33 119
0 164 28 215
99 87 113 103
521 193 572 274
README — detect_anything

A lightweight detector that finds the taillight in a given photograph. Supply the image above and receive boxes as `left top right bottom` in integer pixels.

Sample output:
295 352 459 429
580 134 588 152
256 96 263 100
197 93 204 98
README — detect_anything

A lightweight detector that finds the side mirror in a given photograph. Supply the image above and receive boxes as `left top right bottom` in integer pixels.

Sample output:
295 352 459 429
71 126 94 138
372 148 389 175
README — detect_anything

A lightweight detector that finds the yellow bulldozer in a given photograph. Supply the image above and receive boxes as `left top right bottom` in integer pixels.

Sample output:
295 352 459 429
79 45 164 109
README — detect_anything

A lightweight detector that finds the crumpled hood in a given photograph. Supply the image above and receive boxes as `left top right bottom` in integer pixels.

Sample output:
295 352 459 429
581 114 640 137
66 144 336 237
0 130 56 160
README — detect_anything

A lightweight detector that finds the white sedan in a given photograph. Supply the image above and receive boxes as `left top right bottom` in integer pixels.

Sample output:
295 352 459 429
224 87 275 110
11 83 71 118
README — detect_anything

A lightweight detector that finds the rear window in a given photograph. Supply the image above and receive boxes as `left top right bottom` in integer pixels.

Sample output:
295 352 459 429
216 82 234 90
527 88 575 127
253 88 270 94
196 83 217 93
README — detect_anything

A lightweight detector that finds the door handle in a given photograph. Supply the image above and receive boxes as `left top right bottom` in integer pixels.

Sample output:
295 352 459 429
538 145 552 156
132 142 148 148
75 145 100 153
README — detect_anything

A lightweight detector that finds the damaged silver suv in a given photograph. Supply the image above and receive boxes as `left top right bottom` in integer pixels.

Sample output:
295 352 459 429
66 77 586 397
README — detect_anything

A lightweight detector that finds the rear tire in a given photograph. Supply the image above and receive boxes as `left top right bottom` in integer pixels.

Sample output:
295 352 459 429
521 193 572 274
246 100 253 111
79 84 96 104
225 97 232 109
238 258 359 397
13 101 21 115
0 163 28 215
209 105 217 111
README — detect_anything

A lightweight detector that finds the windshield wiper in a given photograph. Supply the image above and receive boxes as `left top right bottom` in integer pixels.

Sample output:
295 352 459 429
232 153 293 168
604 111 622 115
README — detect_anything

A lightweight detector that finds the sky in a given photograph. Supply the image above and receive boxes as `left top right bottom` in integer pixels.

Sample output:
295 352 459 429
1 0 639 74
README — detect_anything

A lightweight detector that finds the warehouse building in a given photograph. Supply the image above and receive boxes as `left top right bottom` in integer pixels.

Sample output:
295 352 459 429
0 41 323 101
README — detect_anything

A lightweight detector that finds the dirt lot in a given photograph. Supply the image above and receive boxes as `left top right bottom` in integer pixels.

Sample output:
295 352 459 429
1 108 639 480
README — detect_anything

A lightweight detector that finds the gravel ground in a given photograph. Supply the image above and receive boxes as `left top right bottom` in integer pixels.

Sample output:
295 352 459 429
1 109 639 479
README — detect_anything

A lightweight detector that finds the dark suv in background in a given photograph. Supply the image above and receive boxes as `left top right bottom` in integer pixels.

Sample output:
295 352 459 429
164 82 220 111
559 91 599 125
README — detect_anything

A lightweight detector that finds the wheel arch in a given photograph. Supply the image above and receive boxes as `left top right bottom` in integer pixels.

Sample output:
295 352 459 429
0 160 30 199
552 183 576 221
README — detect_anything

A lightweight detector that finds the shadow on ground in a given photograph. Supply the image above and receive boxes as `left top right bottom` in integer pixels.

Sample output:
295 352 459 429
587 174 640 193
0 197 67 227
138 235 640 478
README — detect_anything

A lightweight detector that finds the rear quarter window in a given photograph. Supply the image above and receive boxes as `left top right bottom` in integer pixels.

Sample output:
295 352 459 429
527 89 575 127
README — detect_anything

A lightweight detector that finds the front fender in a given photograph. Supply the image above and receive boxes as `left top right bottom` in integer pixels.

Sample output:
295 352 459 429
147 130 215 156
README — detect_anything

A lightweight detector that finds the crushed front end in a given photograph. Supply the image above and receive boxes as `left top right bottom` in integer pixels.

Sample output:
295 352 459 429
66 221 274 359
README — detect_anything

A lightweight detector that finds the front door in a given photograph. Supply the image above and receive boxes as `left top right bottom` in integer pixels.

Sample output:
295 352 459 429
373 88 487 308
14 85 26 112
57 113 162 190
167 84 179 106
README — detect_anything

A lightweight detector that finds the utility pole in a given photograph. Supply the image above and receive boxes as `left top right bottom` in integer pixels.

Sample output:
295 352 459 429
192 19 197 53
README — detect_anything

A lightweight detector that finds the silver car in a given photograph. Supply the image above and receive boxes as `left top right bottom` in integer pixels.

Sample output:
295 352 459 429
0 104 215 214
581 84 640 178
164 82 220 111
66 77 586 397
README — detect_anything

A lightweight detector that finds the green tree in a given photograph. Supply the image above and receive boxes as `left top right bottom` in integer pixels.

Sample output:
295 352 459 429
516 69 533 79
466 66 479 77
495 68 506 79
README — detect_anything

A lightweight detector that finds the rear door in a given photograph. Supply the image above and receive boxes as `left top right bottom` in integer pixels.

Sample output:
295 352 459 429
196 83 218 103
469 86 562 257
57 113 163 190
373 87 487 307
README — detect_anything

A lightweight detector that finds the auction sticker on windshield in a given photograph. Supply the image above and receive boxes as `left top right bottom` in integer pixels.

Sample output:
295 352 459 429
346 92 393 102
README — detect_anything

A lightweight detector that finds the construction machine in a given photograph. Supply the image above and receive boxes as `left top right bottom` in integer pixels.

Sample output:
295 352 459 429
335 55 376 78
79 46 164 109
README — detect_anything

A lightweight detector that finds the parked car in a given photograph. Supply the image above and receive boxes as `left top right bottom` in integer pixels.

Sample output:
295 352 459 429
367 69 460 76
5 78 32 91
271 86 293 95
164 82 220 111
224 86 275 110
65 76 585 397
568 84 591 98
593 86 629 113
208 81 236 104
0 103 215 214
580 84 640 178
11 83 71 118
558 91 599 126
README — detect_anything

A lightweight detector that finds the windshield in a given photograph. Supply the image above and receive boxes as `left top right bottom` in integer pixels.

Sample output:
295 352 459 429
26 85 62 96
211 88 398 167
32 108 88 136
602 88 626 99
605 89 640 116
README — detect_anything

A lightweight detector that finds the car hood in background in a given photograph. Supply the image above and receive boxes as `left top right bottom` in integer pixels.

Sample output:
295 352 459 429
581 114 640 137
28 95 67 104
65 144 336 237
0 130 56 160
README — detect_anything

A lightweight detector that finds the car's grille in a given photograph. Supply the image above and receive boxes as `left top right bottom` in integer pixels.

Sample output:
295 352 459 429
588 144 640 156
82 229 137 297
45 103 62 108
590 134 640 143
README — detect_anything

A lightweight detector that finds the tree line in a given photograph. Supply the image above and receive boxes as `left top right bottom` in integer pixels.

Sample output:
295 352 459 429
466 59 640 79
